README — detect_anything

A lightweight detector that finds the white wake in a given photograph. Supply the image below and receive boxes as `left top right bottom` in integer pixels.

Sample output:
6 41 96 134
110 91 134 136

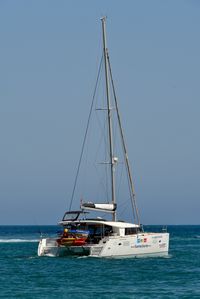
0 239 39 243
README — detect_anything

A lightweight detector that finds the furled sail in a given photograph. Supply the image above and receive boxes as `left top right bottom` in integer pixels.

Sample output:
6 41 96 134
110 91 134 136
81 202 117 213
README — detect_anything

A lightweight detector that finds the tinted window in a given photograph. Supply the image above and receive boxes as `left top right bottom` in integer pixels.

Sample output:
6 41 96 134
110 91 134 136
125 227 138 235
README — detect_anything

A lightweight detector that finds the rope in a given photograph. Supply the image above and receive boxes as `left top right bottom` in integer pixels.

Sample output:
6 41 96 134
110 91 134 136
69 55 103 211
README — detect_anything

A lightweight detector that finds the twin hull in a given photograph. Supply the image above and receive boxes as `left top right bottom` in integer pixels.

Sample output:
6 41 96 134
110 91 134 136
38 232 169 258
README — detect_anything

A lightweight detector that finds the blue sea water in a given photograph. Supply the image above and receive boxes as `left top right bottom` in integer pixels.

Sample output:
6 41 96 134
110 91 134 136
0 225 199 299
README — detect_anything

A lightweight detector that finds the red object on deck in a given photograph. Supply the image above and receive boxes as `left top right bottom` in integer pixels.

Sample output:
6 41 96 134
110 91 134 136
72 238 86 246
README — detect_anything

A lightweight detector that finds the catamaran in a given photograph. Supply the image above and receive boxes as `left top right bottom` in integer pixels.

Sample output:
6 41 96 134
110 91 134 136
38 17 169 258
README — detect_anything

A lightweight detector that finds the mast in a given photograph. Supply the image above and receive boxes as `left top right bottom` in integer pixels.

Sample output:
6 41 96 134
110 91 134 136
101 17 116 221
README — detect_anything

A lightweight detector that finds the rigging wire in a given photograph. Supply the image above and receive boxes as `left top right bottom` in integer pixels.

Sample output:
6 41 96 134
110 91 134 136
118 198 132 219
95 104 110 203
69 55 103 211
107 54 140 225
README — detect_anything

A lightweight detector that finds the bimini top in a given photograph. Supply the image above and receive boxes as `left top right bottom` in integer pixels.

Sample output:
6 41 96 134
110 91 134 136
61 210 88 222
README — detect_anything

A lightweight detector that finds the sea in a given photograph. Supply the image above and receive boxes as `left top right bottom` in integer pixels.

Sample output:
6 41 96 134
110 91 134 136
0 225 199 299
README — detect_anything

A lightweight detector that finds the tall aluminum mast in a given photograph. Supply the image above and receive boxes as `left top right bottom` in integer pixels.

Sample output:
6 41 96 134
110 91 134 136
101 17 116 221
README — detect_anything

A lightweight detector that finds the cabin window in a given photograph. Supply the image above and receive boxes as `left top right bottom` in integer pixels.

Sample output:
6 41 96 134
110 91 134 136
125 227 138 235
104 225 113 235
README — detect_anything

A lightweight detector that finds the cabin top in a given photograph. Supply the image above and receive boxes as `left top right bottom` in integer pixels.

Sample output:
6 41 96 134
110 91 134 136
59 218 140 229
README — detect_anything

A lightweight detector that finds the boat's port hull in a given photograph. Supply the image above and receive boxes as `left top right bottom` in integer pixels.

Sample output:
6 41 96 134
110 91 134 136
37 238 90 257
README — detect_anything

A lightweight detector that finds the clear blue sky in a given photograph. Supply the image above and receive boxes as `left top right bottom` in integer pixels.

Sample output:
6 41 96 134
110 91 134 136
0 0 199 225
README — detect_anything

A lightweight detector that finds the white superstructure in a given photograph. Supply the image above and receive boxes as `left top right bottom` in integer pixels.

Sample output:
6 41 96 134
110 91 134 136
38 219 169 257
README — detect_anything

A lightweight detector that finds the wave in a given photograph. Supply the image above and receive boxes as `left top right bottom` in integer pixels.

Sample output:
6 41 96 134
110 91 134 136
170 235 200 241
0 239 39 243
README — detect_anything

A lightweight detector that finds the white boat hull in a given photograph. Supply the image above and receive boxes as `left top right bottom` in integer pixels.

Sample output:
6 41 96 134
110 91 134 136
38 232 169 258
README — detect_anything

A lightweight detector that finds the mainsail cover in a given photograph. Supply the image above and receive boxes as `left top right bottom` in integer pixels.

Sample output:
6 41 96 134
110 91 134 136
81 202 117 213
